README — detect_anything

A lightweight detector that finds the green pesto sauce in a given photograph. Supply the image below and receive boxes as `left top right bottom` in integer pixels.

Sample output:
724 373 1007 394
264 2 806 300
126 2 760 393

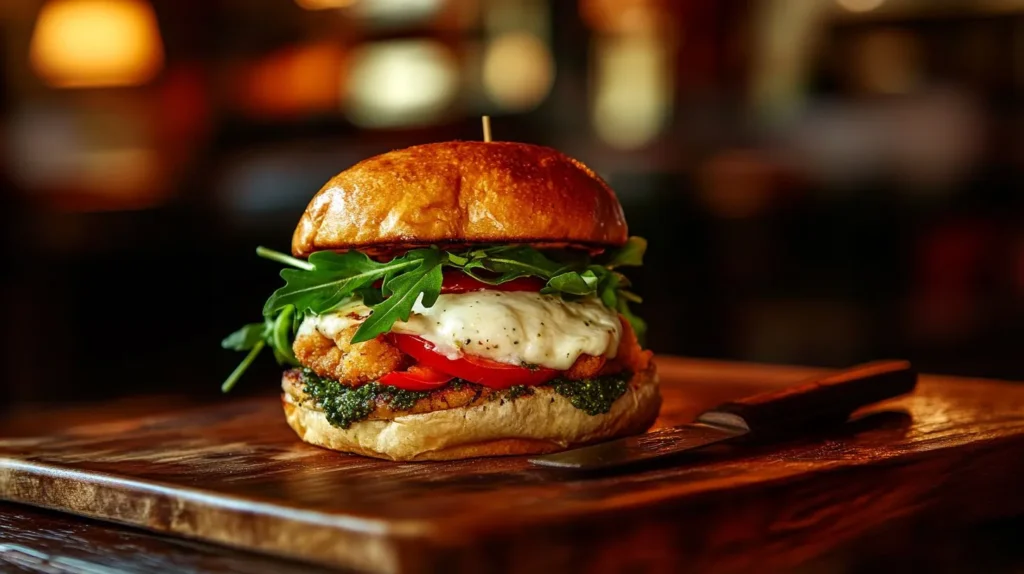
300 369 430 429
549 372 631 416
504 384 535 400
487 384 536 403
301 369 632 430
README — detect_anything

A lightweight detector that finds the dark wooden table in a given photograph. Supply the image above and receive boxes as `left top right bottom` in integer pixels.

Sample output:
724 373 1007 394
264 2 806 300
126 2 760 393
2 357 1023 574
1 498 1022 574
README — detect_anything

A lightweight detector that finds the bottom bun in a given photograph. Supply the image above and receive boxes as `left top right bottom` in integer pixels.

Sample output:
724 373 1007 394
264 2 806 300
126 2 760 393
281 365 661 461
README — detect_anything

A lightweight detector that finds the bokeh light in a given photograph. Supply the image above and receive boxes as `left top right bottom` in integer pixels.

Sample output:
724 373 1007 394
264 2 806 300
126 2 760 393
591 35 672 149
580 0 662 34
238 43 345 117
293 0 355 10
8 103 162 209
28 0 164 88
483 32 555 111
343 39 459 127
350 0 444 28
836 0 886 13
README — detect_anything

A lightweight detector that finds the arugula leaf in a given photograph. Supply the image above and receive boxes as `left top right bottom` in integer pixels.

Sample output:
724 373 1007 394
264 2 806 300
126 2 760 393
220 305 300 392
354 286 385 306
255 246 313 271
461 245 566 283
351 249 444 343
596 271 622 309
446 252 469 266
617 297 647 346
544 269 599 295
221 323 264 351
619 290 643 303
221 341 265 393
270 305 298 365
603 236 646 268
263 251 418 317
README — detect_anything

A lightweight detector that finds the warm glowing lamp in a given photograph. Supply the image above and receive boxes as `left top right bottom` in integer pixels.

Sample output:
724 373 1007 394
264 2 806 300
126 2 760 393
293 0 356 9
836 0 885 13
239 43 344 117
483 32 555 111
29 0 165 88
344 40 458 127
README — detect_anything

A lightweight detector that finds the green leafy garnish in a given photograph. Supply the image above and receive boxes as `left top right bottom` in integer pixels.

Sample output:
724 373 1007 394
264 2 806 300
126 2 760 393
220 304 299 393
461 245 564 283
605 236 646 267
351 249 444 343
221 238 648 391
263 250 419 317
544 268 600 295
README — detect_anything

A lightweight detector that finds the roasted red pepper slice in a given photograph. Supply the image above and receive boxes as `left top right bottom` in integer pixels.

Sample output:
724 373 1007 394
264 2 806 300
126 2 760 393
378 364 453 391
391 334 559 389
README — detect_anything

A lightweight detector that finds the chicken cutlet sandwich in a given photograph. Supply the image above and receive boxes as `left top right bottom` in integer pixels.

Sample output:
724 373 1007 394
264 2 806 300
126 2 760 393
221 141 659 461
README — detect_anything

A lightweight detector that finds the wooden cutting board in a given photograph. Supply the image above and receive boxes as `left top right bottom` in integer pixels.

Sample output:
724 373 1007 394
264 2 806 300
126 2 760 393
1 357 1023 574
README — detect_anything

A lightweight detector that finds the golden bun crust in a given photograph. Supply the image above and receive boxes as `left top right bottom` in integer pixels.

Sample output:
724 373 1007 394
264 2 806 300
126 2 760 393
281 365 660 461
291 141 629 257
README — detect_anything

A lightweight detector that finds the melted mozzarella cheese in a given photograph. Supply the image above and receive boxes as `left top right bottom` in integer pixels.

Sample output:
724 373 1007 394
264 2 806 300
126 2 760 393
297 298 371 339
299 291 622 371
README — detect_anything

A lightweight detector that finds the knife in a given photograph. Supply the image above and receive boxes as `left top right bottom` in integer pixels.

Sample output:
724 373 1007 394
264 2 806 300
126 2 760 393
528 359 917 471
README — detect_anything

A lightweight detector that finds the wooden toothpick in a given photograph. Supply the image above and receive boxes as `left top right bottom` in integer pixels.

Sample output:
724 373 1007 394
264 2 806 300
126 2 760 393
482 115 492 143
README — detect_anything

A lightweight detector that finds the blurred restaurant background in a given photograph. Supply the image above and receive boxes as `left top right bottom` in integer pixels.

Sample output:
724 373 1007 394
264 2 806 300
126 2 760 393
1 0 1023 408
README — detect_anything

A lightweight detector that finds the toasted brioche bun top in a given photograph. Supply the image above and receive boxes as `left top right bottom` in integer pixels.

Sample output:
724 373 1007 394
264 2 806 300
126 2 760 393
291 141 628 257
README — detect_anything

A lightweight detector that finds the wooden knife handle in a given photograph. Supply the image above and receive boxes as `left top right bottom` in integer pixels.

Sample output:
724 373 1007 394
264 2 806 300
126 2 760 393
696 360 918 439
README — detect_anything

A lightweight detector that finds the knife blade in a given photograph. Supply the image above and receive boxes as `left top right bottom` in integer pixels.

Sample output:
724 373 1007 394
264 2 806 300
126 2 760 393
528 359 918 471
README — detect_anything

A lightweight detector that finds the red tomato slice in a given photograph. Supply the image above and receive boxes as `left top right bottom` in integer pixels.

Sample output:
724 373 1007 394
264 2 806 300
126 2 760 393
379 365 453 391
391 334 559 389
440 272 545 294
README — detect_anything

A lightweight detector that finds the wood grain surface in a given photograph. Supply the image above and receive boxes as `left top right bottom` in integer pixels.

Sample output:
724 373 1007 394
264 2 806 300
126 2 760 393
1 356 1023 574
0 501 342 574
